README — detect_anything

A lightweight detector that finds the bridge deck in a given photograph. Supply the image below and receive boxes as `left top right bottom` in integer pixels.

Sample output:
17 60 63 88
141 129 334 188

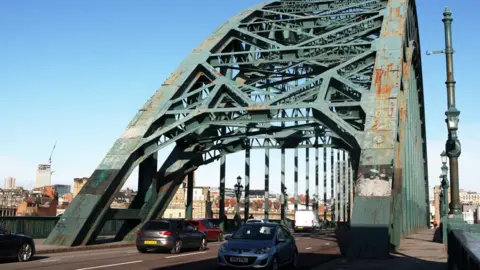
316 229 447 269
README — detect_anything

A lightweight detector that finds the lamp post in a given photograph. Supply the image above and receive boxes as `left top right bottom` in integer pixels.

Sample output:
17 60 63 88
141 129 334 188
234 176 244 226
426 7 462 216
440 151 450 244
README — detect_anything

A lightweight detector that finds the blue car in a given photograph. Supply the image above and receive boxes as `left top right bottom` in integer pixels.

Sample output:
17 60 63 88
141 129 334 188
217 222 298 269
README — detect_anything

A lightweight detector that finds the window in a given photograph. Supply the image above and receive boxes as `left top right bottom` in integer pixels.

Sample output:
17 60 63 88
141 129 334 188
277 227 287 239
178 212 181 217
143 221 170 231
232 225 275 241
201 220 210 227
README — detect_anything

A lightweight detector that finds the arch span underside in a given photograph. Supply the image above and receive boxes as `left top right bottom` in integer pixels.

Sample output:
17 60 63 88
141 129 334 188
45 0 428 259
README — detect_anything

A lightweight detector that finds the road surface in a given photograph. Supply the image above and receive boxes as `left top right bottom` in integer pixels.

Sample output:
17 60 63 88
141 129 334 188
1 235 340 270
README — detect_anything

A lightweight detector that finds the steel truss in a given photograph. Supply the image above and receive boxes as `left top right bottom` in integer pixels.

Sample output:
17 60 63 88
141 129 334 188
45 0 428 260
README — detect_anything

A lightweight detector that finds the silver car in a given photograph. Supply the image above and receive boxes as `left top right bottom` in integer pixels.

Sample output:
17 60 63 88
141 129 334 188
136 219 207 254
217 223 298 269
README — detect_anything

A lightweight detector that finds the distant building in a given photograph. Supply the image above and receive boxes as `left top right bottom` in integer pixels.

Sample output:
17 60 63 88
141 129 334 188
4 177 16 189
16 186 58 217
52 184 71 197
35 164 51 188
73 177 89 197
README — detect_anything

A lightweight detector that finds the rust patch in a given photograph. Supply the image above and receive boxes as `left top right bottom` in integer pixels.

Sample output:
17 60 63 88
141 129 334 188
247 104 268 110
371 119 379 132
374 64 396 97
391 7 400 18
164 69 184 85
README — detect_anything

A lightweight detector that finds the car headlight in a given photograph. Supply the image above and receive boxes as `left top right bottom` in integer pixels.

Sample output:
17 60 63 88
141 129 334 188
219 244 227 252
255 247 272 254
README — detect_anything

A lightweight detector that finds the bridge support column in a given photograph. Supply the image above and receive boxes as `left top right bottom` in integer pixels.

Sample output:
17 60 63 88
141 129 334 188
330 148 335 223
336 150 340 224
219 154 226 231
264 142 270 220
342 151 346 223
306 145 310 210
185 171 194 219
244 147 250 222
281 145 286 223
294 136 299 211
315 146 319 213
323 145 327 221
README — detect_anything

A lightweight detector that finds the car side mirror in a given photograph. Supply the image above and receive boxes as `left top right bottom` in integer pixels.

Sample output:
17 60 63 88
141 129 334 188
225 235 231 241
277 238 286 243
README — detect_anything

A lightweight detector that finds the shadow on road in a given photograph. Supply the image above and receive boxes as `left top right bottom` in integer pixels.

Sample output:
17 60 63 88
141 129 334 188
0 255 50 264
151 252 341 270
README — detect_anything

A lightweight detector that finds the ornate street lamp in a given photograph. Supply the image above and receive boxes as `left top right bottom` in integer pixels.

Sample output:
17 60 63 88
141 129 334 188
234 176 243 224
426 7 462 216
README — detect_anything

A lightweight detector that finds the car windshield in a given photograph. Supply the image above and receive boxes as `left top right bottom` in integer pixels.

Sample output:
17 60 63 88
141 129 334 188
143 221 170 231
231 225 275 240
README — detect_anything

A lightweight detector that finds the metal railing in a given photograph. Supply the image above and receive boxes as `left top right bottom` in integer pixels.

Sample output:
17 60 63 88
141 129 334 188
448 229 480 270
0 216 123 239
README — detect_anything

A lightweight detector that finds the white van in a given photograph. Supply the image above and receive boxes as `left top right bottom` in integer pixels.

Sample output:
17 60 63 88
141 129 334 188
294 210 321 232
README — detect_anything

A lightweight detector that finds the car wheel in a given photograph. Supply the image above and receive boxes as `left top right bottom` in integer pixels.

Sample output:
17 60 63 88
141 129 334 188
270 257 278 270
199 237 207 250
137 247 147 253
170 239 182 254
217 233 223 242
17 242 33 262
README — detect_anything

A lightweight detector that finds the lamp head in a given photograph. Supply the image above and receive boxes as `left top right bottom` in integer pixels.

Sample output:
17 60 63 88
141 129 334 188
236 176 242 185
440 150 448 164
445 107 460 131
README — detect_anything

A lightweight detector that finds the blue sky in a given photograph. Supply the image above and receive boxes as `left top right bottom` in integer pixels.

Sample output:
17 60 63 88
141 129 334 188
1 0 479 197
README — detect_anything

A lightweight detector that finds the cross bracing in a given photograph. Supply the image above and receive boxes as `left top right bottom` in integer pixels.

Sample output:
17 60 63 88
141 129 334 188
45 0 429 261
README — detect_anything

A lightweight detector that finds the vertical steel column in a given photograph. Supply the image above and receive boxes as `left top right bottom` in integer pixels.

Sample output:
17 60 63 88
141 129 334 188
186 171 194 219
341 151 346 221
306 145 310 210
323 144 327 221
336 150 340 223
330 148 335 223
281 111 286 222
264 140 270 220
219 154 226 231
315 145 319 213
294 111 299 211
305 108 310 210
347 155 352 221
244 146 250 221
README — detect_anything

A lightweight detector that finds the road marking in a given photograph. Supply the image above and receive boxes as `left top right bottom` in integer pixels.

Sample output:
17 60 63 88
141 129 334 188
165 251 208 259
305 247 312 250
75 260 143 270
41 259 60 262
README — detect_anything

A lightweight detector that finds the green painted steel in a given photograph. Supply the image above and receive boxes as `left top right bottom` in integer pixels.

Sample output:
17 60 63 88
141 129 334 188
0 217 122 239
41 0 429 258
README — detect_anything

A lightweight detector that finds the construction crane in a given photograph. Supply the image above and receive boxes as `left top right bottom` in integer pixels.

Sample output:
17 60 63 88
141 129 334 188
49 141 57 175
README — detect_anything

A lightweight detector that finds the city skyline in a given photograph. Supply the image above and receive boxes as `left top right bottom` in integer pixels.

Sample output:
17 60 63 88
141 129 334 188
1 0 479 194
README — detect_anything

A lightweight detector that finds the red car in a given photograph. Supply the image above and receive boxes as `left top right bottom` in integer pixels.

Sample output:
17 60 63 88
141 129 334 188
188 219 223 242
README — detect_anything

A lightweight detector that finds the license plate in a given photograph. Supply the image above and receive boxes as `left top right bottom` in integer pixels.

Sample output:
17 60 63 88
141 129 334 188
144 240 157 245
297 226 303 229
230 257 248 263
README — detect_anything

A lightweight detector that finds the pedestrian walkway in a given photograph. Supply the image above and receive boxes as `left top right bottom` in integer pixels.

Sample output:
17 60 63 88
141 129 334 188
315 229 447 269
34 236 134 254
